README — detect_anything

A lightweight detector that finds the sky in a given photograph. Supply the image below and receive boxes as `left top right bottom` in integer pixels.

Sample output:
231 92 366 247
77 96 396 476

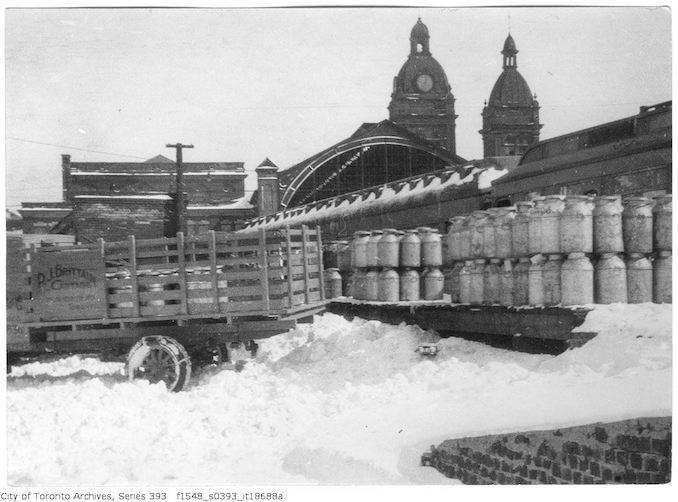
3 5 672 209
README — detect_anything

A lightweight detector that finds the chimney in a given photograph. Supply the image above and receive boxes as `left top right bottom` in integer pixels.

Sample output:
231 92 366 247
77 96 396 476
255 158 279 217
62 154 72 202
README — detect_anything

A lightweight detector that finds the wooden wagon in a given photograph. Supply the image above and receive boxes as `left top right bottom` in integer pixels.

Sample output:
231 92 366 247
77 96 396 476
6 225 327 391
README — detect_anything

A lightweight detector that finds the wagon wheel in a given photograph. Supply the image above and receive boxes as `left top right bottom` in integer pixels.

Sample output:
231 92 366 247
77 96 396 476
126 336 192 392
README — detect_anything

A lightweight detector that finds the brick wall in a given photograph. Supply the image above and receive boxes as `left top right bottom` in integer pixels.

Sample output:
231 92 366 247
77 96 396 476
422 417 671 484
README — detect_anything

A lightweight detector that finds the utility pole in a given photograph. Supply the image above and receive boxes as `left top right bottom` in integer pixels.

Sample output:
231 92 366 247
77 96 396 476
166 143 194 235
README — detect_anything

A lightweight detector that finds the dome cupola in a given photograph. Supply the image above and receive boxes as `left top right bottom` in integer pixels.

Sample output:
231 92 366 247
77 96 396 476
480 33 543 157
389 19 458 155
410 18 430 55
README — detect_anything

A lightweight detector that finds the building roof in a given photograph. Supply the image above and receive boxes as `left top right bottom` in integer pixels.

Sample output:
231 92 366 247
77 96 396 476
257 157 278 168
410 18 429 40
488 68 534 107
68 161 246 175
502 33 518 55
144 154 174 163
278 119 465 189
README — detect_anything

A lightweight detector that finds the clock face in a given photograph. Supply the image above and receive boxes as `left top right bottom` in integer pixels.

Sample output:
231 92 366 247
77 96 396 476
416 74 434 92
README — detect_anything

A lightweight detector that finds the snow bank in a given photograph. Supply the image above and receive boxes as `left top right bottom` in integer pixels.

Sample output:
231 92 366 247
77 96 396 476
6 304 671 486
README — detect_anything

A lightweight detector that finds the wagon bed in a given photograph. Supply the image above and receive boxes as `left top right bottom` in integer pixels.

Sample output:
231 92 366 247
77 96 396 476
6 226 327 376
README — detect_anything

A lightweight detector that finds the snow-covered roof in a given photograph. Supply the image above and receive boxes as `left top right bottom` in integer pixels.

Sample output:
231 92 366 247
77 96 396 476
246 160 505 230
73 195 173 201
70 171 245 177
188 197 254 211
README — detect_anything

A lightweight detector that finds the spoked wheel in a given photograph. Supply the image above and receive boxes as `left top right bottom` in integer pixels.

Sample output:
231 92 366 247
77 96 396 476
126 336 192 392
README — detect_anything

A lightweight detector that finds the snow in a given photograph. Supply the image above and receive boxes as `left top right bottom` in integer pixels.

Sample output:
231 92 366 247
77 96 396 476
73 194 173 200
477 167 509 189
188 197 254 210
247 162 498 230
5 304 671 486
70 171 243 176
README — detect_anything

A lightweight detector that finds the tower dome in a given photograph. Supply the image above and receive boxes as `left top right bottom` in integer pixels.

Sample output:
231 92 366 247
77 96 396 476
480 34 542 157
389 19 458 155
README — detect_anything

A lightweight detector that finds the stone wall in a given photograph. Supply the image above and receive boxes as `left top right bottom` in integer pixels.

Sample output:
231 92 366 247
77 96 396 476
422 417 671 484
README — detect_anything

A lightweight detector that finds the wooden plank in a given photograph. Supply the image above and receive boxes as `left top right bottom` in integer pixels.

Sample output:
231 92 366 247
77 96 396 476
105 278 134 287
138 290 184 302
176 232 189 315
209 231 220 313
137 275 181 286
134 249 180 259
316 225 325 301
301 225 310 304
106 293 134 304
218 284 267 297
259 228 271 310
217 270 262 281
128 235 140 317
139 304 184 317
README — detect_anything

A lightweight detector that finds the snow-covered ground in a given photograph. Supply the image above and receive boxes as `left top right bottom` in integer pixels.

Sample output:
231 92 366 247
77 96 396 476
5 304 672 486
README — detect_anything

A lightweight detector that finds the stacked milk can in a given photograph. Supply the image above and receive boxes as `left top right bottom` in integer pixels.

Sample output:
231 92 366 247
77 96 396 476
341 227 445 302
323 192 671 306
445 206 520 306
441 193 672 307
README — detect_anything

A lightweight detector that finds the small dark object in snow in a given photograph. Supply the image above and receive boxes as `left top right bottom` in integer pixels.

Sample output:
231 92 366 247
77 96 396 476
421 452 433 466
415 343 438 356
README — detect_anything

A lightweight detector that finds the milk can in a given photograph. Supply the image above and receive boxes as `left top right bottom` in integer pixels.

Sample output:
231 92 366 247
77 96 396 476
469 259 485 305
528 198 545 255
622 197 653 254
341 271 355 298
626 253 652 304
594 253 628 304
366 230 384 268
653 251 672 304
446 216 465 263
377 229 400 268
323 242 340 270
494 207 515 259
324 268 343 299
351 231 371 269
400 229 421 268
483 208 501 259
560 195 593 254
364 269 379 301
512 201 533 259
400 268 420 301
499 259 515 306
337 241 352 272
377 267 400 302
423 267 445 301
458 216 472 260
593 196 624 254
561 253 594 306
459 261 473 304
653 194 672 252
445 262 463 303
143 272 166 307
528 255 546 306
483 258 502 305
541 195 565 254
542 254 563 306
512 257 531 306
352 269 366 300
470 211 489 259
420 227 443 267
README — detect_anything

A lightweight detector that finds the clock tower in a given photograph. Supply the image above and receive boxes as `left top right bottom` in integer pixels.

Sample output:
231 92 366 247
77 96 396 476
388 19 458 155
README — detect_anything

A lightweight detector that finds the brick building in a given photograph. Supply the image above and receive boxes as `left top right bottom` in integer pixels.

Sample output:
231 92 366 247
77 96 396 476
388 18 458 155
480 34 542 157
20 154 254 242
